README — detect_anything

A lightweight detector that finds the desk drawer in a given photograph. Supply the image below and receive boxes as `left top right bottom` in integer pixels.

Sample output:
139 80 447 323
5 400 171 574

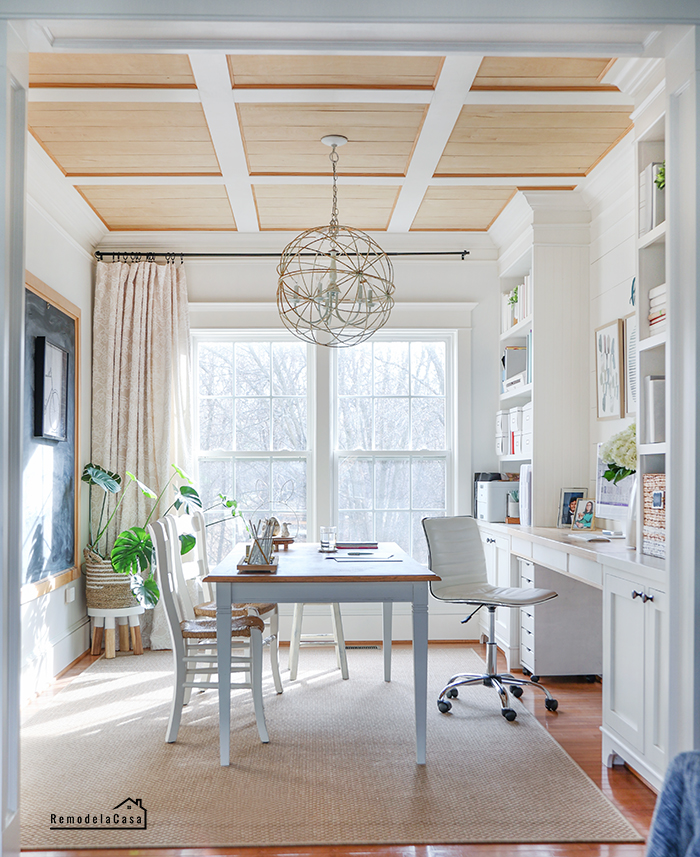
521 641 534 671
511 537 532 558
520 608 535 633
532 542 568 573
568 554 602 587
521 625 535 648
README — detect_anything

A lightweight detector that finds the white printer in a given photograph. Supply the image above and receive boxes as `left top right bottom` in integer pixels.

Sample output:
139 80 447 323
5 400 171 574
476 480 518 523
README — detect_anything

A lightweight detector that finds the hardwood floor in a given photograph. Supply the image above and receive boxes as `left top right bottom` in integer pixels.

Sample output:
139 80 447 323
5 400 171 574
23 644 658 857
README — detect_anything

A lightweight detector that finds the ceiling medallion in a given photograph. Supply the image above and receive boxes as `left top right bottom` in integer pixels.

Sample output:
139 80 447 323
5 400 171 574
277 135 395 347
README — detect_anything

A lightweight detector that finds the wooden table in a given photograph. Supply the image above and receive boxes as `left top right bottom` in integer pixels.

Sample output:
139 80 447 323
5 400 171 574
203 542 440 766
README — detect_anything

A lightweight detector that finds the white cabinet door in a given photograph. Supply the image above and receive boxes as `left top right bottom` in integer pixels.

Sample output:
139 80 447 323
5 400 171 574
480 532 498 641
494 536 513 657
603 572 646 752
644 585 668 774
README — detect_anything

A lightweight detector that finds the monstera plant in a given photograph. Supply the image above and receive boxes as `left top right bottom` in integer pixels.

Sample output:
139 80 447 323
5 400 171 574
81 463 202 607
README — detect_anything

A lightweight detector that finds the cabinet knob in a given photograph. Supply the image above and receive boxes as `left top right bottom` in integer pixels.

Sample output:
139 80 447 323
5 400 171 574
642 593 655 603
631 590 644 599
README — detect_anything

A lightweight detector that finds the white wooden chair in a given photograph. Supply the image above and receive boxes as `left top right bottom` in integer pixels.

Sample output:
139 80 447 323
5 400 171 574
149 517 270 744
174 510 283 695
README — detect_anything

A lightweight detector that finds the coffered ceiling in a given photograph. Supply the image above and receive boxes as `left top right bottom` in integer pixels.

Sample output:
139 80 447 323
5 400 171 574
27 52 634 234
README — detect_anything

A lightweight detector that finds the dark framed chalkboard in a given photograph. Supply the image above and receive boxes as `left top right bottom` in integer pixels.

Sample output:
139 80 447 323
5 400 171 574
23 272 81 597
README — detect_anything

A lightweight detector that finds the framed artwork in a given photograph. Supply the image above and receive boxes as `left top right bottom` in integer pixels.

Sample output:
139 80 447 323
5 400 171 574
623 312 637 417
34 336 69 441
557 488 586 528
571 498 595 530
595 319 624 420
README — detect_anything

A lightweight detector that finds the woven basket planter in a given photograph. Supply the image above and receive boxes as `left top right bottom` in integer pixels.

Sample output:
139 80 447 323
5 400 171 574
83 548 139 610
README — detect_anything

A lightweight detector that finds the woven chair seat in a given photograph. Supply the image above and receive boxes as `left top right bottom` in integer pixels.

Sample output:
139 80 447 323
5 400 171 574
180 614 265 639
194 601 276 619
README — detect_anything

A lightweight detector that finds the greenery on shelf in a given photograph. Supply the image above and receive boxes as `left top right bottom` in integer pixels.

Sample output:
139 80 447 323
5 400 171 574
654 161 665 190
600 423 637 484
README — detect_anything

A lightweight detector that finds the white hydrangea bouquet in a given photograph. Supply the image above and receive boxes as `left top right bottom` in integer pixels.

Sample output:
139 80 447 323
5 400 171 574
600 423 637 484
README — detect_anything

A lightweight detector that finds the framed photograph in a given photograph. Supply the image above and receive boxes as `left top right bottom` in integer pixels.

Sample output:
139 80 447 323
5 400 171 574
34 336 69 441
557 488 587 528
595 443 634 519
595 319 625 420
623 312 637 417
571 498 595 530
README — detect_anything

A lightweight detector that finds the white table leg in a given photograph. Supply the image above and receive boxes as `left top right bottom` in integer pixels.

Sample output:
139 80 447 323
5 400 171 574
331 603 349 680
216 581 232 766
412 583 429 765
288 603 304 680
382 601 392 682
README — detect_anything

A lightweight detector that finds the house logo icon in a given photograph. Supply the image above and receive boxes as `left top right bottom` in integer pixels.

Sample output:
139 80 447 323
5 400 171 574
50 797 147 830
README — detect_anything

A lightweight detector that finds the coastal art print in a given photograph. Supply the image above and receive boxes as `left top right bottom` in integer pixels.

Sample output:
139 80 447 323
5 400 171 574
595 320 624 420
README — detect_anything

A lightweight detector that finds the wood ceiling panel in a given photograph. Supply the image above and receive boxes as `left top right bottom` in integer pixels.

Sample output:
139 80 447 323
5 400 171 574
238 103 426 176
253 185 399 231
471 57 616 90
29 53 196 88
435 105 633 177
227 55 443 89
411 186 517 231
76 185 236 231
28 102 221 176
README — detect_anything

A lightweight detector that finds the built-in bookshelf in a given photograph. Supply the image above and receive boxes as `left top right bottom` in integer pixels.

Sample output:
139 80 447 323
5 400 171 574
635 115 667 560
493 191 590 526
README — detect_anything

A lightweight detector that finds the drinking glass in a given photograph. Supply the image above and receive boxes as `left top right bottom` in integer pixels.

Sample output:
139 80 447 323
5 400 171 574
320 526 337 552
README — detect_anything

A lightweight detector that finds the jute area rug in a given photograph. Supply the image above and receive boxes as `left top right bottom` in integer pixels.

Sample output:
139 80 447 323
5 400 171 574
21 646 642 848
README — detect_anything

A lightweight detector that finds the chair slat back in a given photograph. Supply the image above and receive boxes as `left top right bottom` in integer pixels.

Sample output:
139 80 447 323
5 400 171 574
164 514 197 620
422 516 489 596
149 519 185 647
191 510 213 602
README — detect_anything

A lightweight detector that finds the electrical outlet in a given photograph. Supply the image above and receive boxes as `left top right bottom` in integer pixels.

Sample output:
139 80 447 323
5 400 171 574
64 587 75 604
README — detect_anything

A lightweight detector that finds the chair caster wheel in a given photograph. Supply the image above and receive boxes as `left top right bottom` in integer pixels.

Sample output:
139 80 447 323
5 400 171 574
438 700 452 713
531 675 540 683
502 708 517 721
545 698 559 711
446 688 458 699
510 685 523 698
522 667 531 676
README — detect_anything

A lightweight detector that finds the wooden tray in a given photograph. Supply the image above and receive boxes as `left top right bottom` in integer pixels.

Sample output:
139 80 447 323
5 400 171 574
237 555 279 574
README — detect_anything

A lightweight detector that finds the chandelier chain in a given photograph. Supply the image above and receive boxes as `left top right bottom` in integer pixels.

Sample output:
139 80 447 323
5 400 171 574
330 145 340 233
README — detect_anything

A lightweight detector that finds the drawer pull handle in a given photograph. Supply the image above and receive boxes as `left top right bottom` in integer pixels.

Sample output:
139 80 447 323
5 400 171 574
642 593 655 603
486 537 496 544
632 590 644 599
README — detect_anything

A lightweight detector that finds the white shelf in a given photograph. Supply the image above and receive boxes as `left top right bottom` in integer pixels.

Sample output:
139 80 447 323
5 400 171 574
499 454 531 462
639 442 667 455
500 316 533 342
500 383 532 404
639 330 667 351
638 221 666 249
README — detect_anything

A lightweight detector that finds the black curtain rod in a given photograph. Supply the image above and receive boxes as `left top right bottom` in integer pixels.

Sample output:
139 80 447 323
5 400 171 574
94 249 470 262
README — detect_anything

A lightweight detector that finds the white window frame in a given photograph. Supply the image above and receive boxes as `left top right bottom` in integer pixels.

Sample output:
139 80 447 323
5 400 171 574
191 330 317 540
329 330 457 555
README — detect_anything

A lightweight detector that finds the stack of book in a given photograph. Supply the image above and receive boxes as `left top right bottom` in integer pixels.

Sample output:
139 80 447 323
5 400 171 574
648 283 666 331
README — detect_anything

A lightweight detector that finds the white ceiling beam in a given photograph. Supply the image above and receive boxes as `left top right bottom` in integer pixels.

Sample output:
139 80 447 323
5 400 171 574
188 52 259 232
387 55 483 233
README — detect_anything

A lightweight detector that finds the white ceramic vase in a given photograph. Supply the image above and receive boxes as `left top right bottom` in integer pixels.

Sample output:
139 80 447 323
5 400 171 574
625 475 638 550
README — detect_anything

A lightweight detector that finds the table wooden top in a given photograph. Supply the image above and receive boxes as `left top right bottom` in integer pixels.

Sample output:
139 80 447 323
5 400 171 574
203 542 440 584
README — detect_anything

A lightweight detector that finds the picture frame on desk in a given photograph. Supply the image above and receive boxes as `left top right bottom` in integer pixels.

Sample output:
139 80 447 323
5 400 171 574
623 312 637 417
595 319 625 420
557 488 586 528
571 499 595 530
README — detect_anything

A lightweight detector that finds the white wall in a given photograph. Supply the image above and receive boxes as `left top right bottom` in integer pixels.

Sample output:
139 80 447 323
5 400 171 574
21 197 94 702
580 133 637 524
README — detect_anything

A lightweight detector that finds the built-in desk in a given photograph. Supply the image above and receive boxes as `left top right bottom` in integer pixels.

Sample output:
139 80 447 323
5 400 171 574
477 521 668 792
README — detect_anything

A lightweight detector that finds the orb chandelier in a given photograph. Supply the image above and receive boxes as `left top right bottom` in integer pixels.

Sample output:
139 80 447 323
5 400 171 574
277 135 395 347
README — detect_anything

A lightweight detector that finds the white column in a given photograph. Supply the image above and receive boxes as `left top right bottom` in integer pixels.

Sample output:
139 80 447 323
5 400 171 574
666 25 700 756
0 20 27 857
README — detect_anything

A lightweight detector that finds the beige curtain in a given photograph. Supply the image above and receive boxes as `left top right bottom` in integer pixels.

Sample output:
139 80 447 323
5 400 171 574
91 260 192 649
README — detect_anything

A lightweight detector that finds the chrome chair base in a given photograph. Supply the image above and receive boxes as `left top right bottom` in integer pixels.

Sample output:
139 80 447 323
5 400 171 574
437 606 559 722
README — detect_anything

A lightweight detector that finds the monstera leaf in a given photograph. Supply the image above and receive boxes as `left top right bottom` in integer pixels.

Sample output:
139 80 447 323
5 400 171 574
81 463 121 493
179 533 196 556
129 571 160 609
111 526 153 575
173 485 202 514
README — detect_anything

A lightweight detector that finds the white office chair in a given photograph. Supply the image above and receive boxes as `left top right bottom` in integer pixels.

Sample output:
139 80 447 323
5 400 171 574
422 515 559 722
149 517 271 744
